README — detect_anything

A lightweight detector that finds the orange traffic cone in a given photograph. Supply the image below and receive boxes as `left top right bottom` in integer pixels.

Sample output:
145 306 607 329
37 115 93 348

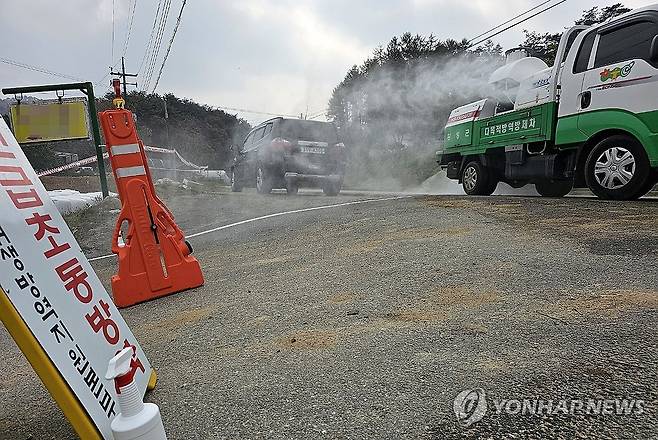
99 80 204 307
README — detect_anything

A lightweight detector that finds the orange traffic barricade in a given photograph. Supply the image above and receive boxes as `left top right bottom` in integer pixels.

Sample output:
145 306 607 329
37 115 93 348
99 83 204 308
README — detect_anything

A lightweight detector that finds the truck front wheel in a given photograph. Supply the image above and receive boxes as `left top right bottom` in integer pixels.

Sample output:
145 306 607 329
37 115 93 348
585 135 651 200
535 180 572 198
462 161 497 196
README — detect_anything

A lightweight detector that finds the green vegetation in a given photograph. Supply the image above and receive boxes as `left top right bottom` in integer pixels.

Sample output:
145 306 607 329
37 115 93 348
522 3 631 65
1 91 251 172
100 92 251 170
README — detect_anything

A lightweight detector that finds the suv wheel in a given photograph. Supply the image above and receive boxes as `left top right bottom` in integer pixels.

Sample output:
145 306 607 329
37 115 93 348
585 135 651 200
230 168 242 192
286 181 299 195
323 181 341 196
462 161 497 196
535 180 572 198
256 164 273 194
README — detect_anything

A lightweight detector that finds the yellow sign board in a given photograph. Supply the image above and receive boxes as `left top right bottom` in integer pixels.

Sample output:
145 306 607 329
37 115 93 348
10 98 90 144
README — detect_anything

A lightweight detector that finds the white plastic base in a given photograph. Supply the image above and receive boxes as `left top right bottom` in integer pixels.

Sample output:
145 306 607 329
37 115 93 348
111 403 167 440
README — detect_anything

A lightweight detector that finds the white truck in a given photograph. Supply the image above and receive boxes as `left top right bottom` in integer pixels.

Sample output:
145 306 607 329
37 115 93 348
438 4 658 199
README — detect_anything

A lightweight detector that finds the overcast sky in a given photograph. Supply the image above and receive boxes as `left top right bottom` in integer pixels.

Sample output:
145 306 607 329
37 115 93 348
0 0 653 125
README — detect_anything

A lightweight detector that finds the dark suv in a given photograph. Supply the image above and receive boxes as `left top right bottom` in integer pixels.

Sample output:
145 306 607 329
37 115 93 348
230 118 346 195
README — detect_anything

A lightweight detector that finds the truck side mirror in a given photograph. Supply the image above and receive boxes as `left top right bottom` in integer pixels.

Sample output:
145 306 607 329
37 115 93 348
651 35 658 63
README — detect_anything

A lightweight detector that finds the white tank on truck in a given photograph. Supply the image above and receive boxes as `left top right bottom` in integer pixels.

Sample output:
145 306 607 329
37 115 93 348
489 48 550 107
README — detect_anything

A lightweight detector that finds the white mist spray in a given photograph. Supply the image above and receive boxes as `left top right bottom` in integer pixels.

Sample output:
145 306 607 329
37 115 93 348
336 50 508 194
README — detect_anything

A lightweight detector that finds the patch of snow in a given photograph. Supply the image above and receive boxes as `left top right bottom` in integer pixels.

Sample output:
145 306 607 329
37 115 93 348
154 177 204 192
48 190 113 215
181 178 203 191
154 178 180 187
200 169 230 184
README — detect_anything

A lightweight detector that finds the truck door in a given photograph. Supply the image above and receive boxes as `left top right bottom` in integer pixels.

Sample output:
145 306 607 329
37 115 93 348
558 30 596 121
578 15 658 137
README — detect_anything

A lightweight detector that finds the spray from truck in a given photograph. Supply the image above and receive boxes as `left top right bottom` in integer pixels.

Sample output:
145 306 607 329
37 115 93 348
335 50 508 192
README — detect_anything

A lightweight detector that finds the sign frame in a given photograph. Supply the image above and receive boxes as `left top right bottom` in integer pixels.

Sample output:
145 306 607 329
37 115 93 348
9 97 91 144
2 82 110 199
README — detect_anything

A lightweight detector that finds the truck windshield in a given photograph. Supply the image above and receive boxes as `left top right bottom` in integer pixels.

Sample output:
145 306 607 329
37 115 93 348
278 120 338 143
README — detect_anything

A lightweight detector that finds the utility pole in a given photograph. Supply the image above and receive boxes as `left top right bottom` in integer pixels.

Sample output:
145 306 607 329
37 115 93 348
110 57 138 100
163 96 169 147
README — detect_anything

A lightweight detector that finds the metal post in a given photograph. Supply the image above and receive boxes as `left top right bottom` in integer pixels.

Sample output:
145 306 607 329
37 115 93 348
163 96 169 148
84 83 109 198
110 60 137 107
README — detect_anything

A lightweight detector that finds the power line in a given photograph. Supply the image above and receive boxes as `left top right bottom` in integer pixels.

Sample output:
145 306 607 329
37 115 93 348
0 57 84 82
468 0 568 48
215 105 301 119
467 0 555 44
146 0 171 89
152 0 187 92
144 1 167 86
111 0 116 64
308 110 327 119
138 0 164 76
95 59 121 88
143 0 171 89
122 0 137 57
144 0 173 90
0 57 304 121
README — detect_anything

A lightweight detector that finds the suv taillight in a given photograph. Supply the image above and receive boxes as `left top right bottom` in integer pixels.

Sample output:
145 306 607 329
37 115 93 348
272 137 293 151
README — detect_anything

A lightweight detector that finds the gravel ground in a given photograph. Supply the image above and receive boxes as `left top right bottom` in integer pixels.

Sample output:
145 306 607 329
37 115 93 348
1 186 656 440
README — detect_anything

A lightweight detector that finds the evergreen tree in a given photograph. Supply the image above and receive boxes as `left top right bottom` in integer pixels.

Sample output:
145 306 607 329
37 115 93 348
522 3 630 65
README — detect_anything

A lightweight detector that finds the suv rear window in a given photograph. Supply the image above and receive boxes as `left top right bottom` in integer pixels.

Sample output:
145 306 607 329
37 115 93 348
278 120 338 143
253 126 266 141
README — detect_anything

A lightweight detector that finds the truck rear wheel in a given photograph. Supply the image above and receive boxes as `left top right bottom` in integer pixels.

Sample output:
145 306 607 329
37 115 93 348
585 135 651 200
462 161 497 196
535 180 572 198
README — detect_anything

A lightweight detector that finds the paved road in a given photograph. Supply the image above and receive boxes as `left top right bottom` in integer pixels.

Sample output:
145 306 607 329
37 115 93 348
1 188 657 439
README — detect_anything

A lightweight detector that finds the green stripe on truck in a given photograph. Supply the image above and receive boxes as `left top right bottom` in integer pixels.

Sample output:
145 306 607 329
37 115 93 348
556 109 658 166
